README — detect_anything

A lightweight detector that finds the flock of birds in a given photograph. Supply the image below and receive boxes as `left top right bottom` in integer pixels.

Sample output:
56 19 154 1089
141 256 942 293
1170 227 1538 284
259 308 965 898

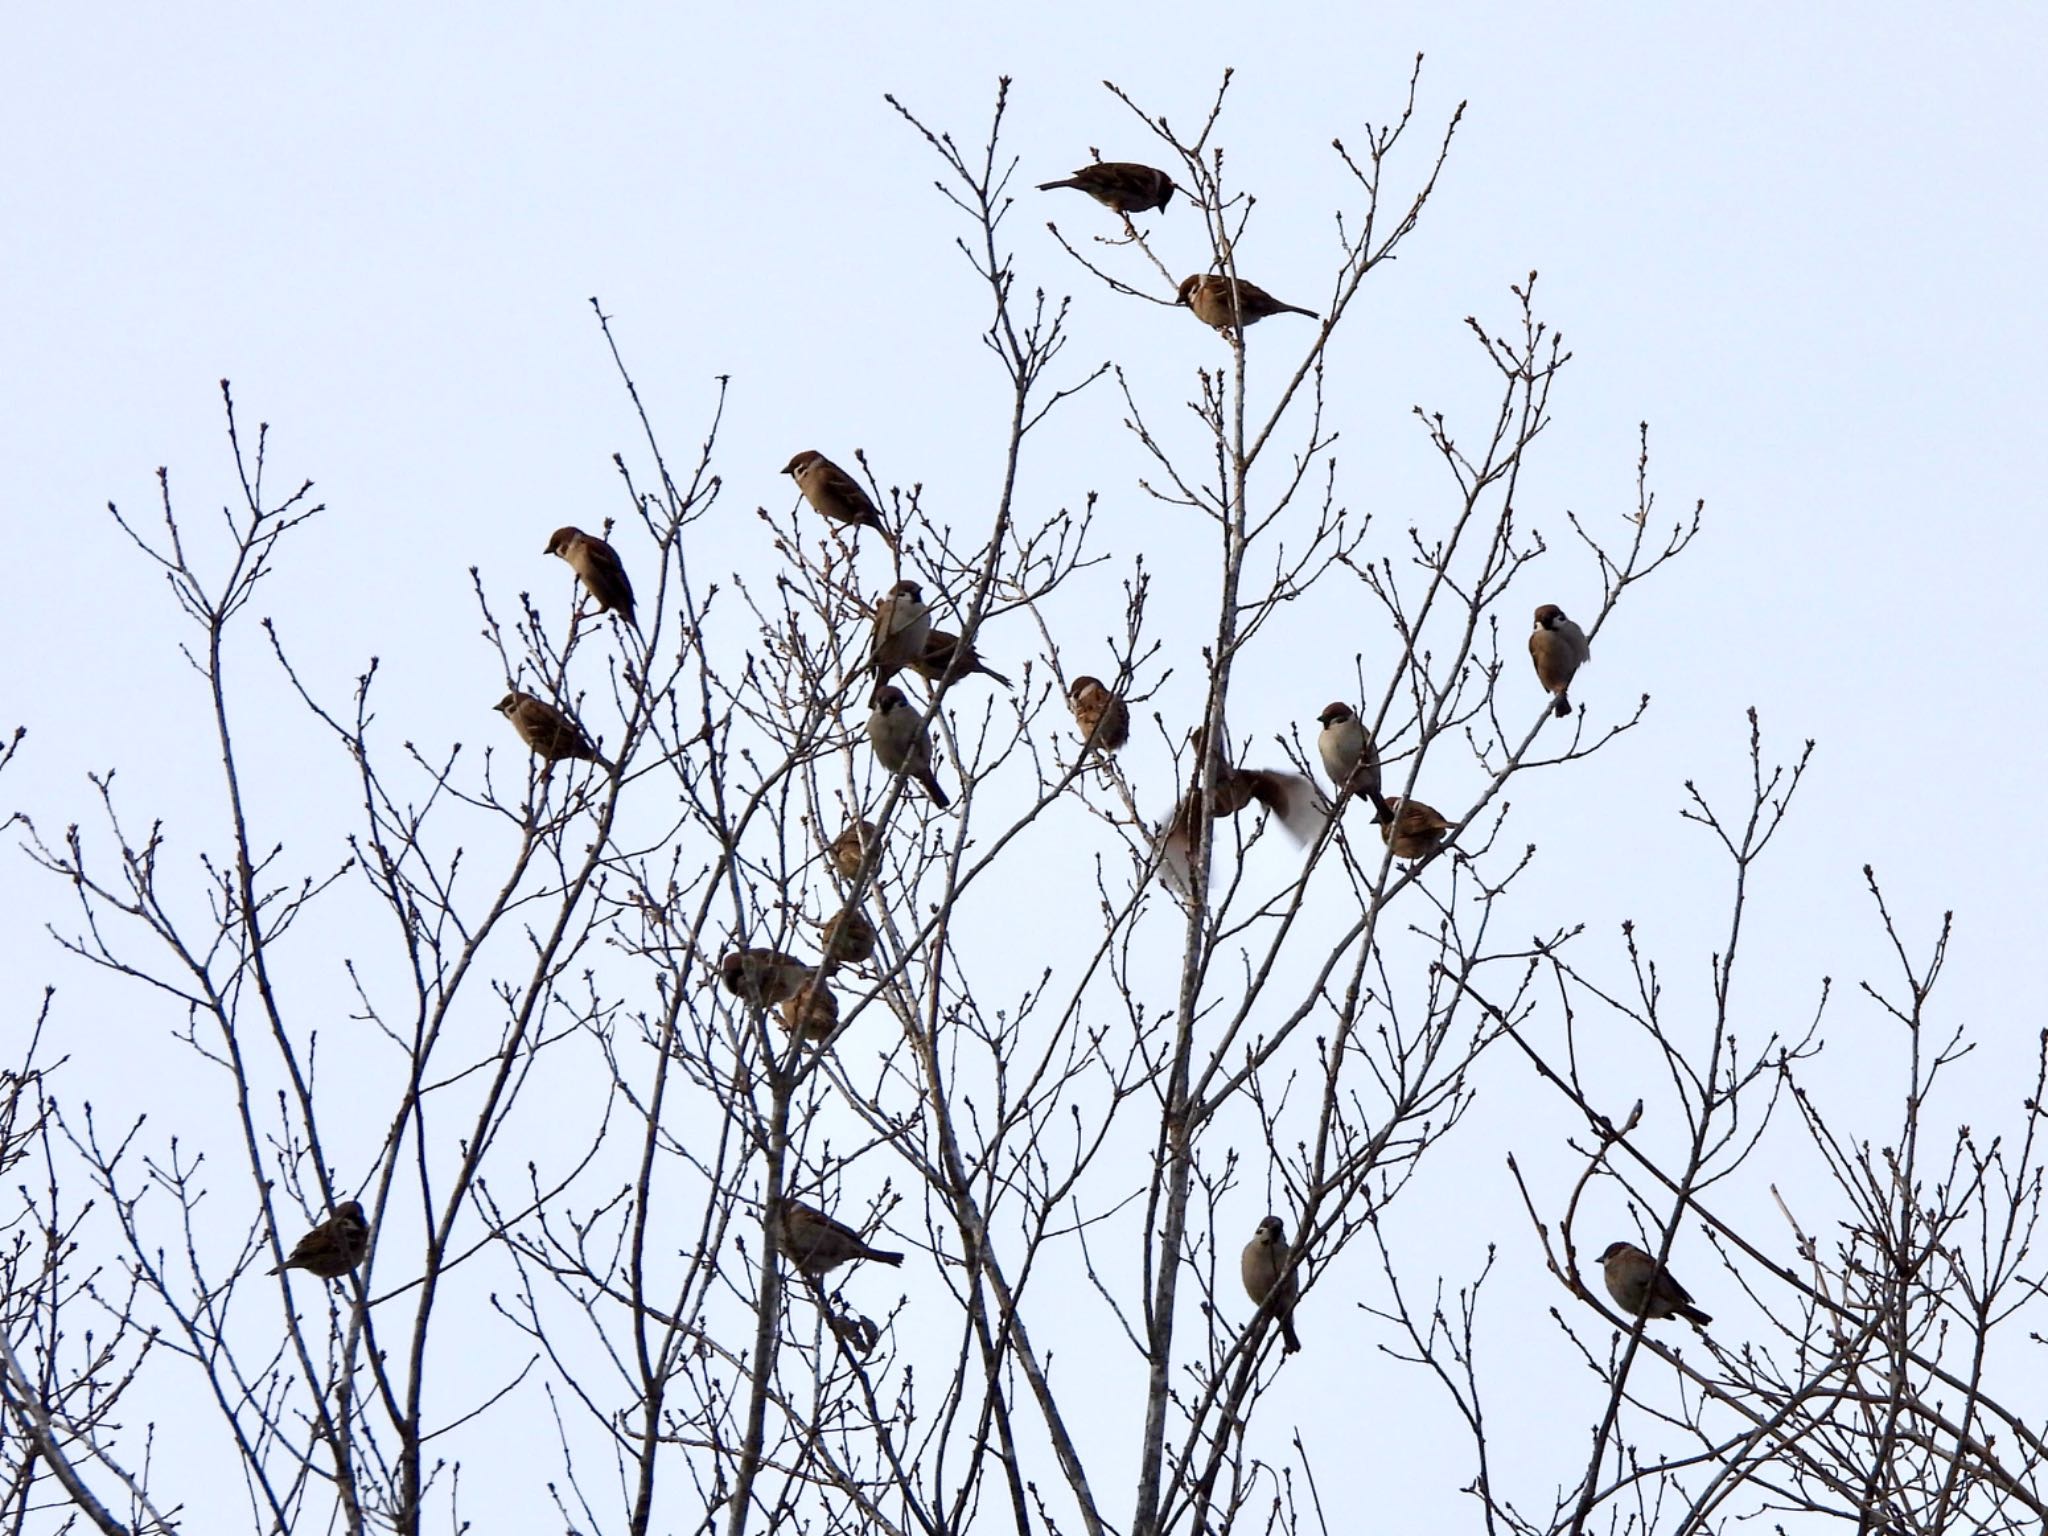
269 159 1701 1353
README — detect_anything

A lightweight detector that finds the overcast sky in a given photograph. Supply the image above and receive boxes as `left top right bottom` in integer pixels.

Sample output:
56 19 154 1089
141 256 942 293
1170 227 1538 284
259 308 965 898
5 3 2046 1528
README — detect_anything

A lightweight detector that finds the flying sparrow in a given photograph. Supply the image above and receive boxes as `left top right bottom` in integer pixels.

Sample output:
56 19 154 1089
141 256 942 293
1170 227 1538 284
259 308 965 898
1068 676 1130 755
910 628 1013 688
1177 274 1319 332
1316 702 1394 823
543 525 637 629
719 948 815 1009
1379 796 1451 862
1160 724 1326 893
871 580 932 682
1529 604 1592 718
1598 1240 1712 1328
1240 1215 1302 1354
769 1198 905 1278
783 450 895 544
495 691 602 766
778 979 840 1042
867 685 951 808
1036 161 1177 214
818 905 878 967
828 820 881 882
270 1200 371 1279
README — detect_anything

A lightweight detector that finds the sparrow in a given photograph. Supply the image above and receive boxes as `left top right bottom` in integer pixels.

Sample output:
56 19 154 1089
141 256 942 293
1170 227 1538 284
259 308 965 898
870 580 932 682
828 820 881 882
1529 604 1592 718
718 948 815 1009
1316 702 1394 823
1068 676 1130 756
818 905 878 967
1159 725 1326 893
768 1198 905 1278
778 979 840 1043
910 629 1013 689
494 691 602 765
1036 161 1177 214
1379 796 1451 862
1177 274 1319 332
783 450 895 545
1598 1240 1712 1328
867 685 951 808
1240 1215 1302 1354
270 1200 370 1279
543 525 637 629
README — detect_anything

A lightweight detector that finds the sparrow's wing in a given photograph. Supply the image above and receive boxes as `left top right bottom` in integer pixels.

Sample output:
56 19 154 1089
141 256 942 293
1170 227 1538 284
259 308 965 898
1247 770 1329 844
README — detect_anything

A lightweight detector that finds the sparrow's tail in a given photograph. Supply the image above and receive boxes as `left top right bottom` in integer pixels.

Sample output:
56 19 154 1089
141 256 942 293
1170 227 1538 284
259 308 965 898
919 771 953 810
1676 1303 1712 1328
1552 694 1572 718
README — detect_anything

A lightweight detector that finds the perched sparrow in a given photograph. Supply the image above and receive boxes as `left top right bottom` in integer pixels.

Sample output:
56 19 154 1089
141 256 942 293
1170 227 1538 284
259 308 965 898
782 450 895 544
270 1200 370 1279
778 979 840 1042
1068 676 1130 755
769 1198 905 1278
1160 725 1326 893
1036 161 1177 214
1316 702 1394 823
543 525 637 629
1530 604 1592 718
828 820 881 882
867 686 951 808
870 580 932 681
1379 796 1451 862
1240 1215 1302 1355
910 629 1012 689
719 948 815 1009
1598 1240 1712 1328
495 691 602 765
1177 274 1319 332
818 905 878 967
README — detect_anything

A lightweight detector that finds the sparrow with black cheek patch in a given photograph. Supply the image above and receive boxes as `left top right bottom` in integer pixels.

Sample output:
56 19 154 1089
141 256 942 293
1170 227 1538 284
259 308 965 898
1379 796 1451 862
1068 676 1130 756
1240 1215 1302 1355
778 979 840 1043
495 691 603 766
1316 702 1394 823
818 906 877 967
769 1198 905 1278
270 1200 370 1279
828 820 881 882
870 581 932 682
1177 274 1319 332
783 450 895 544
1037 161 1177 214
867 686 951 808
910 629 1012 689
544 525 638 629
1530 604 1592 718
1598 1240 1712 1328
718 948 815 1009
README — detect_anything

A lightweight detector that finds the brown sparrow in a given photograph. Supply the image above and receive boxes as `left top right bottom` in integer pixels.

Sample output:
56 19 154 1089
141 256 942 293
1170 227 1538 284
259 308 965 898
1068 676 1130 755
1598 1240 1712 1327
270 1200 370 1279
1177 274 1318 332
1529 604 1592 718
769 1198 905 1277
870 580 932 681
1379 796 1451 862
495 691 602 765
867 686 951 808
543 525 637 629
910 629 1012 688
782 450 895 544
778 980 840 1042
818 905 877 967
719 948 815 1009
828 820 881 882
1160 725 1326 892
1240 1215 1301 1354
1315 702 1393 823
1036 161 1176 214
